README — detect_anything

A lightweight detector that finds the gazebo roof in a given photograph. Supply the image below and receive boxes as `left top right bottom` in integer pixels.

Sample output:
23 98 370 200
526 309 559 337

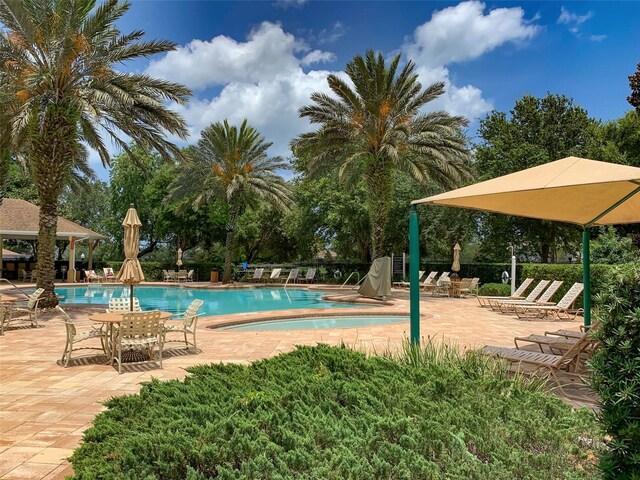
2 248 27 259
0 198 107 241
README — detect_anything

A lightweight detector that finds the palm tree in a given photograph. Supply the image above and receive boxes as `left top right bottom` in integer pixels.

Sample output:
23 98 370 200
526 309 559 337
174 120 292 283
293 50 473 259
0 0 191 306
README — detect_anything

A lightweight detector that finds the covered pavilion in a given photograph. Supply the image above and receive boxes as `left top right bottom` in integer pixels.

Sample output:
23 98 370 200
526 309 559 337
0 198 106 281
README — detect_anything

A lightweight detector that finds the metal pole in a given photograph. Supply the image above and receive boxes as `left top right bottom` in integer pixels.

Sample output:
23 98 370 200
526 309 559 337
511 255 516 296
582 227 591 327
409 205 420 345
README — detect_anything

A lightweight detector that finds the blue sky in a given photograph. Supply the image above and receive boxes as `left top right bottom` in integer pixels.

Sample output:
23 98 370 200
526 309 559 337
97 0 640 179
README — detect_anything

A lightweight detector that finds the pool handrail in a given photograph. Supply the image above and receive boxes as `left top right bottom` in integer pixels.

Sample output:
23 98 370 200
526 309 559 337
0 278 31 298
341 272 360 289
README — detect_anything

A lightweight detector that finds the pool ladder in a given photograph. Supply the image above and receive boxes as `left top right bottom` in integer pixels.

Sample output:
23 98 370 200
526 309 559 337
341 272 362 291
0 278 30 297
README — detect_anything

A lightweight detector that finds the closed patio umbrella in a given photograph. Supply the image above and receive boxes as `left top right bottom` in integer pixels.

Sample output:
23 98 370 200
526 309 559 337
116 204 144 311
451 243 461 275
176 248 183 268
407 156 640 342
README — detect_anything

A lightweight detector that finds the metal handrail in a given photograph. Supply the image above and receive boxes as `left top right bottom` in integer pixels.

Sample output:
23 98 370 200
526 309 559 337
0 278 30 297
341 271 360 289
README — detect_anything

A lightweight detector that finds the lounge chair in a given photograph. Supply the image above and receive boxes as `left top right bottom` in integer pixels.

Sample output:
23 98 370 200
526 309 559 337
480 332 591 382
247 268 264 283
112 310 164 374
394 271 425 288
494 280 563 313
85 270 104 283
265 268 282 283
423 272 449 295
430 273 452 296
103 267 117 283
477 278 534 307
18 269 34 282
107 297 141 313
488 279 551 311
283 268 299 285
514 283 584 320
57 306 107 367
9 288 44 333
299 268 317 284
163 299 203 353
460 277 480 297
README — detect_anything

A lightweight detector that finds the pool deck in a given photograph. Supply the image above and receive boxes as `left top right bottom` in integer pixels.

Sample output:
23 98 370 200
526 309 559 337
0 281 592 479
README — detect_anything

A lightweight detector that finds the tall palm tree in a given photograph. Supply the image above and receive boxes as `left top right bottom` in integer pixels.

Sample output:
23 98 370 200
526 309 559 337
0 0 191 306
293 50 473 259
174 120 292 283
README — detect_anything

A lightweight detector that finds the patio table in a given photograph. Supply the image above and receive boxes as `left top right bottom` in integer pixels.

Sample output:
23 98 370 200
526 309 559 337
0 295 21 303
89 311 173 364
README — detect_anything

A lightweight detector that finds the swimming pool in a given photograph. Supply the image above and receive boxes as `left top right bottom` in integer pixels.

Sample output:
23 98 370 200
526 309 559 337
220 315 409 331
51 286 366 317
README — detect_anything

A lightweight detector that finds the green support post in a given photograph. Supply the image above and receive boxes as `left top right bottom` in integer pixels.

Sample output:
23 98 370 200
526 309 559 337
582 227 591 327
409 205 420 344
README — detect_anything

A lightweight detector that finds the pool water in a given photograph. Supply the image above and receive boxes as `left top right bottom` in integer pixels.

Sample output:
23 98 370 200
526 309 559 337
221 316 409 331
51 286 365 317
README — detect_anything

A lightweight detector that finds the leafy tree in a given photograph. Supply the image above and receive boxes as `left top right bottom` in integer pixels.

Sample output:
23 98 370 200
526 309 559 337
174 120 292 283
0 0 190 306
293 50 472 259
475 93 624 262
590 227 640 264
601 111 640 168
628 62 640 113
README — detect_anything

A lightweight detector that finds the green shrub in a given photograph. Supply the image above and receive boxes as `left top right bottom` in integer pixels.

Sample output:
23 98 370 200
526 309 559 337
107 261 223 282
69 344 600 479
477 283 511 296
590 263 640 479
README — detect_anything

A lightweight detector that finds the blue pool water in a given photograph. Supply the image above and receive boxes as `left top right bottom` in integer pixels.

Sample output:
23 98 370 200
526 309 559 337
50 286 365 317
221 316 409 331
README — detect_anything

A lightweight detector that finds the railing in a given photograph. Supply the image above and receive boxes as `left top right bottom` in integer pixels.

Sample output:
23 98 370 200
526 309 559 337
0 278 30 297
341 272 360 289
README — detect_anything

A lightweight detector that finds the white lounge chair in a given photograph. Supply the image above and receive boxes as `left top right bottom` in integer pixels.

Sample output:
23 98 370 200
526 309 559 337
283 268 299 285
299 268 317 284
266 268 282 283
514 283 585 320
395 271 425 288
477 278 534 307
488 279 550 311
494 280 563 313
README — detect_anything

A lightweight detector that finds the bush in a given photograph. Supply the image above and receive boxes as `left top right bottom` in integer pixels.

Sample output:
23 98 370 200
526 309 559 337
107 261 224 282
69 344 600 479
590 263 640 479
477 283 511 296
423 263 519 285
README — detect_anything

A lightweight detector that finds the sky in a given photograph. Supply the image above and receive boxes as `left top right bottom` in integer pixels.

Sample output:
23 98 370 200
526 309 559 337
95 0 640 179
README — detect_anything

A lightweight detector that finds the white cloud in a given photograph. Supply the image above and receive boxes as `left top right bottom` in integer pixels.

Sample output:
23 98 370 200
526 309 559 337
402 1 539 119
316 21 346 45
273 0 307 9
590 34 607 42
557 6 593 26
301 50 336 65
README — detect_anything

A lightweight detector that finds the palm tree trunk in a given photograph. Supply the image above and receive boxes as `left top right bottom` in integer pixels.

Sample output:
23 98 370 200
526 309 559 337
37 198 59 308
365 162 393 259
222 204 241 284
0 149 9 206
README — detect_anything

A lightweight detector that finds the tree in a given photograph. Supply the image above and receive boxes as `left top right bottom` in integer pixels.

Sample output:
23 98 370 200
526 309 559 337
475 93 625 262
293 50 472 259
628 63 640 113
0 0 190 306
174 120 292 283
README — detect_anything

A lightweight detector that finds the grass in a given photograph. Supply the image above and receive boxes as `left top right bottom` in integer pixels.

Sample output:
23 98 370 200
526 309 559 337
69 342 601 479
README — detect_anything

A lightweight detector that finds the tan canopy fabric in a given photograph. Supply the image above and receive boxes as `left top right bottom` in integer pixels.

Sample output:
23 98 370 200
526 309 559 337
358 257 391 299
116 205 144 286
412 157 640 227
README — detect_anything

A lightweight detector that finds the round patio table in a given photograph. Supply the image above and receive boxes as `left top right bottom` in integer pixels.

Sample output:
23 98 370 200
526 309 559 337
0 295 21 303
90 311 173 364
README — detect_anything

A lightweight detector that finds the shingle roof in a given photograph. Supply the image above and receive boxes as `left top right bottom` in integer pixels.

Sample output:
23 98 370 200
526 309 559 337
0 198 107 241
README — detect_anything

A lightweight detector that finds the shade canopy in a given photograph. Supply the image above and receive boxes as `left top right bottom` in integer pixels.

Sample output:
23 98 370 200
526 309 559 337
412 157 640 227
116 205 144 286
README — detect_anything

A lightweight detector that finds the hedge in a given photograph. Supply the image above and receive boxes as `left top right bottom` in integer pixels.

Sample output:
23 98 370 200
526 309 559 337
477 283 511 296
69 343 600 479
107 262 224 282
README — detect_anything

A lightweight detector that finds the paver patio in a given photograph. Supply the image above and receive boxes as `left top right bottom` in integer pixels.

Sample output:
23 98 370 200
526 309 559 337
0 284 588 479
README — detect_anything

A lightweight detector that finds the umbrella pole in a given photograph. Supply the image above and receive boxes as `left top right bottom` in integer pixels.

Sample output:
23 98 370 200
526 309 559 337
130 285 133 312
409 205 420 345
582 227 591 327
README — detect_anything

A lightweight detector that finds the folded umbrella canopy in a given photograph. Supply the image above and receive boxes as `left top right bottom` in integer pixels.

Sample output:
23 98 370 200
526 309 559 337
407 157 640 342
116 204 145 311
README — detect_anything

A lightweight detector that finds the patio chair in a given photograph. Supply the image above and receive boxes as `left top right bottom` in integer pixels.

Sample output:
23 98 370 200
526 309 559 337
494 280 563 313
476 278 534 307
85 270 104 283
186 270 195 282
10 288 45 331
247 268 264 283
283 268 299 285
488 279 550 311
299 268 317 284
513 322 600 355
423 272 448 294
460 277 480 297
394 270 425 288
18 269 34 282
103 267 117 283
0 303 13 335
514 283 584 320
168 270 178 282
57 306 108 367
107 297 141 313
429 272 451 296
266 268 282 283
177 270 188 282
112 310 164 374
480 332 592 384
163 299 204 353
162 269 172 282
